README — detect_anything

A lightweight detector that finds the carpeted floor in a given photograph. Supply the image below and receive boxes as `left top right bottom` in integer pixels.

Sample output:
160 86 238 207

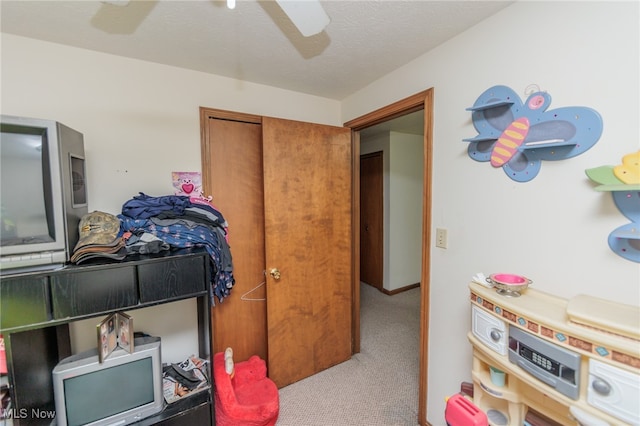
276 282 421 425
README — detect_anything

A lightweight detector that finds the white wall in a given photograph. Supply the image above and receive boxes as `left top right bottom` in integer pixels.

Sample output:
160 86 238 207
343 2 640 423
1 35 342 216
1 33 342 362
388 132 423 291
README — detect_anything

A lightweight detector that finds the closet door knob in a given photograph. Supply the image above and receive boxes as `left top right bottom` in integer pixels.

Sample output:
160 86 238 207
269 268 281 280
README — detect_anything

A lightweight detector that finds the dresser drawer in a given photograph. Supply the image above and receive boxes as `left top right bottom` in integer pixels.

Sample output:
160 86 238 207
138 255 206 303
0 275 50 329
51 265 138 318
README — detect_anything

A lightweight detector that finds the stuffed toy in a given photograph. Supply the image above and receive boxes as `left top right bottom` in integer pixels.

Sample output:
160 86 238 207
172 171 212 201
213 348 279 426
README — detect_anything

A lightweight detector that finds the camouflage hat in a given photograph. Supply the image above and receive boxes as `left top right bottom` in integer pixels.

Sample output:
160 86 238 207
73 211 121 251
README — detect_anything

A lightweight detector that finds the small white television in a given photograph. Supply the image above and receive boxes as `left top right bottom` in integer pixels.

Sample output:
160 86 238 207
52 336 164 426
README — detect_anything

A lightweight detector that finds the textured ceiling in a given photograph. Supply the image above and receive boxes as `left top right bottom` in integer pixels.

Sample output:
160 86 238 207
1 0 514 101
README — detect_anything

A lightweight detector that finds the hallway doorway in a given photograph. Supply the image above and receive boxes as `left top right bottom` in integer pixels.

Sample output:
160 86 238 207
345 88 433 426
359 110 424 294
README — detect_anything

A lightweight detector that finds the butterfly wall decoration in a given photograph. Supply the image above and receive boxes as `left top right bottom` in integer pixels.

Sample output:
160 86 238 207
464 85 604 182
586 151 640 263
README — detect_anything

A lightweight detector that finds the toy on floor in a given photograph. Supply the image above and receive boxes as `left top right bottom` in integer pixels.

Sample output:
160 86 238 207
224 347 235 377
213 347 279 426
445 393 488 426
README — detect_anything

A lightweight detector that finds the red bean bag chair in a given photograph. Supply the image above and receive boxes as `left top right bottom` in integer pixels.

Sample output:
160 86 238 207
213 349 279 426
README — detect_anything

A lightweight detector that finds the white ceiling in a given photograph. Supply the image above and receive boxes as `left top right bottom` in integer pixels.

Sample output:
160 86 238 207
1 0 514 102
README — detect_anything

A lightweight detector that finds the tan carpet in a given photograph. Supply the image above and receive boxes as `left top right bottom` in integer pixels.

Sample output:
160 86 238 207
276 283 421 425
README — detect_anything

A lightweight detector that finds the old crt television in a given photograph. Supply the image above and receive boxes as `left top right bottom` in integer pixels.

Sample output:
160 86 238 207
52 336 164 426
0 115 87 272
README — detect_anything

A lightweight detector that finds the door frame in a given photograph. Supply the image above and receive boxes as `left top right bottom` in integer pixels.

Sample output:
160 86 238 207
344 88 433 426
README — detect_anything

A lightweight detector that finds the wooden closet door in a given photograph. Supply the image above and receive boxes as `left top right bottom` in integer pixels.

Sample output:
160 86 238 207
204 115 268 363
262 117 353 388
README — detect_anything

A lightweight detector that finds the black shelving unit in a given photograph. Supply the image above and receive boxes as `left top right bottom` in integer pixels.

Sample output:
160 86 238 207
0 248 213 426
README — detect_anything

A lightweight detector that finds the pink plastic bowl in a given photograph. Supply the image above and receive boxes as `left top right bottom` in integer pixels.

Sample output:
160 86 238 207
487 273 533 297
491 273 528 285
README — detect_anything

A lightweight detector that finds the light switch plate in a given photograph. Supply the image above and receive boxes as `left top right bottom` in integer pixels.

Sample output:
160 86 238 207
436 228 447 249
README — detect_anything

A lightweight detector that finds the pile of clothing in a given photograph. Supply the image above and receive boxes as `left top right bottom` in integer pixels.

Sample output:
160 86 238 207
118 192 234 304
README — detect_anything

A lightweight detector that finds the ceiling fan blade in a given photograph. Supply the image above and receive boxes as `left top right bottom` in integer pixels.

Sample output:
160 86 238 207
275 0 330 37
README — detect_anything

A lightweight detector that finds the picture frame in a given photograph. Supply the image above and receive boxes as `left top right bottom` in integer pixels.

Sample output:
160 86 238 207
97 312 134 363
117 312 133 354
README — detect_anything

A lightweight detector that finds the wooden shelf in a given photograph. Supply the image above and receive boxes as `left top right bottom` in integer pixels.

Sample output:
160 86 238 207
462 135 498 143
465 100 514 111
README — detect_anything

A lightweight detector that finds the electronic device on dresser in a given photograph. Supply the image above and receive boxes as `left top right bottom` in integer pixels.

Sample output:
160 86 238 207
52 336 164 426
0 115 87 272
